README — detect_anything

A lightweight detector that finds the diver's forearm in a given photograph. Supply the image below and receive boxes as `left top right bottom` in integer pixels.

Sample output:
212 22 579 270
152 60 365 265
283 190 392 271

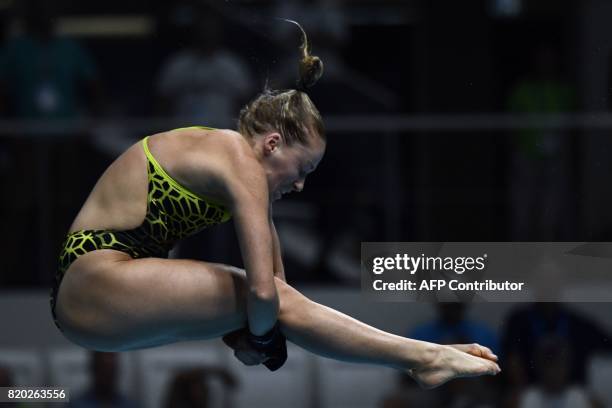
247 288 279 336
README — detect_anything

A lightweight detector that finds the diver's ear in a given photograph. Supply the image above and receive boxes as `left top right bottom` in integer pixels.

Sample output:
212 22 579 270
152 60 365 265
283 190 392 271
263 132 283 154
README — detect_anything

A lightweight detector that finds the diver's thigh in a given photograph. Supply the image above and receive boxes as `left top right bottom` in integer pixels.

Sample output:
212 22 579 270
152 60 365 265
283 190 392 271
56 252 250 351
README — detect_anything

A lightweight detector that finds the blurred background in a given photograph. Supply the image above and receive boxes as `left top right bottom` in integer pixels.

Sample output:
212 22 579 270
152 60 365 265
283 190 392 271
1 0 612 406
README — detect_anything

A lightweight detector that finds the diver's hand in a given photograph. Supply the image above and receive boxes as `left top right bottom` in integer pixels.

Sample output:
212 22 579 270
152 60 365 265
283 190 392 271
245 323 287 371
222 326 288 371
407 343 501 389
223 329 268 366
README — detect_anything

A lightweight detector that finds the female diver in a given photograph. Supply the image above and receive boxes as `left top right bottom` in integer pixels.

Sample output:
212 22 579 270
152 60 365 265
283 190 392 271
49 22 500 389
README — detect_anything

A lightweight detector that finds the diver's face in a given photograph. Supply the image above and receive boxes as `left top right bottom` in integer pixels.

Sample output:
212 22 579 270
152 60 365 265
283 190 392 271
263 133 325 201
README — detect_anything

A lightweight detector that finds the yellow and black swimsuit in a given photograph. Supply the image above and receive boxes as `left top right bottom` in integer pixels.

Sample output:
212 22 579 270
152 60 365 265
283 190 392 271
50 126 232 331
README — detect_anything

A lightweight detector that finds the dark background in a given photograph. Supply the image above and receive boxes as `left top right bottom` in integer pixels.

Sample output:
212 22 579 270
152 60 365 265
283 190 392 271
1 1 612 407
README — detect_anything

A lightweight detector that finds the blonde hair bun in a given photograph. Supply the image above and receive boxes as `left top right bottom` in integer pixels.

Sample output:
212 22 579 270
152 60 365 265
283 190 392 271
282 19 324 91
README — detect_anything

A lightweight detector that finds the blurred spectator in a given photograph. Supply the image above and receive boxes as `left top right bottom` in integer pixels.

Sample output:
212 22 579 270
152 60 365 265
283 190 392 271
0 364 12 387
156 7 253 127
408 303 499 353
69 352 139 408
0 0 103 118
516 336 596 408
162 367 237 408
501 303 612 389
0 365 21 408
0 366 13 387
506 42 577 240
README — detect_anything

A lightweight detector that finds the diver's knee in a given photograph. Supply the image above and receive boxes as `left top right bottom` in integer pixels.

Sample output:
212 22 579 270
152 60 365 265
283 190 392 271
275 278 308 319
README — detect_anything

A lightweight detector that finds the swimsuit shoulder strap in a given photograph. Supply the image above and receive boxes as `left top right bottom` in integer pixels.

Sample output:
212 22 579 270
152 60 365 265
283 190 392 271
141 135 232 220
173 125 217 131
141 135 158 168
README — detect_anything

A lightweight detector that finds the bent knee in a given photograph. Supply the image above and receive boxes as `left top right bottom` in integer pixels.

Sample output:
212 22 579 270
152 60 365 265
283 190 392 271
275 277 309 318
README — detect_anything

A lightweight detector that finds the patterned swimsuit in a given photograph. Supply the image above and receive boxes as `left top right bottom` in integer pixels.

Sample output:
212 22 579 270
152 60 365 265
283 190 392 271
49 127 232 331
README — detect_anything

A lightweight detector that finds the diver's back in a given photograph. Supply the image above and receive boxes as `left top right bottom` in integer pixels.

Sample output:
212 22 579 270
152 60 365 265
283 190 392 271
67 127 239 234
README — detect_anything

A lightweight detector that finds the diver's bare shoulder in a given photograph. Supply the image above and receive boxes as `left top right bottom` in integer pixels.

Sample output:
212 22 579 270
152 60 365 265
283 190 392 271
187 128 268 208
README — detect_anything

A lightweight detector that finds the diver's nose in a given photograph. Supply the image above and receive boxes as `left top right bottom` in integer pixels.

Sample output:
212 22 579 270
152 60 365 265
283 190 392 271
293 179 305 192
